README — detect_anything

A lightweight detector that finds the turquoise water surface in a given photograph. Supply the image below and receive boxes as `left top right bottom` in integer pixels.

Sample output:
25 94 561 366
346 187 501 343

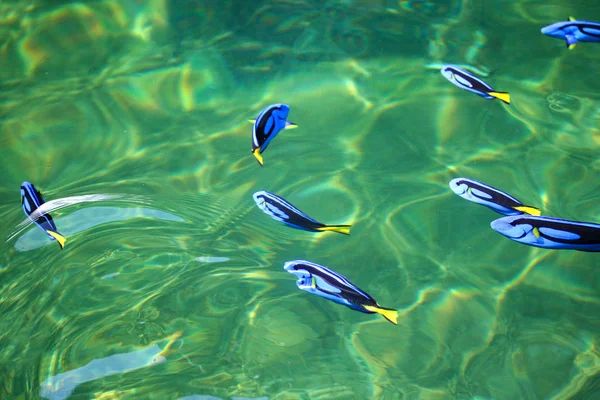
1 1 600 399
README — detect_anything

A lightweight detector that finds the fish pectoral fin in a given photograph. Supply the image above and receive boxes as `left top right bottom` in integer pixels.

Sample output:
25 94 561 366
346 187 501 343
284 121 298 129
46 230 66 249
513 205 542 216
487 91 510 105
533 227 541 240
363 305 399 325
316 224 352 235
566 34 577 49
252 148 264 166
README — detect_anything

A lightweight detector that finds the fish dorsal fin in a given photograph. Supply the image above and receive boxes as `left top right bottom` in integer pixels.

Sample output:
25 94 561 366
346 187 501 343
569 16 576 21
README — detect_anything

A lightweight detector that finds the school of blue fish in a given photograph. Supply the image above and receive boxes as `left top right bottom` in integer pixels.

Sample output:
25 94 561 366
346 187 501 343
449 178 600 252
16 18 599 329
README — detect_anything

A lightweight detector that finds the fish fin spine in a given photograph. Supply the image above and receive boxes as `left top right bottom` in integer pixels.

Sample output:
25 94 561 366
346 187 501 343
285 122 298 129
569 16 576 21
46 230 66 249
316 224 352 235
512 205 541 216
363 305 399 325
487 91 510 104
252 148 264 166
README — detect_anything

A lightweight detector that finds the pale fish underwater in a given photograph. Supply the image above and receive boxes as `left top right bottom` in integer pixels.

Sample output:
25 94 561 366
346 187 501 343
441 65 511 104
20 181 66 249
250 104 297 166
253 190 351 235
491 215 600 252
284 260 398 324
449 177 541 216
541 17 600 49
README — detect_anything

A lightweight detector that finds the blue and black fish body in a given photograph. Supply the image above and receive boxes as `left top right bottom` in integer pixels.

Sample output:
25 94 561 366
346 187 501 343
541 17 600 49
21 181 66 249
284 260 398 324
253 190 351 235
440 65 510 104
491 215 600 252
250 104 296 166
449 178 541 216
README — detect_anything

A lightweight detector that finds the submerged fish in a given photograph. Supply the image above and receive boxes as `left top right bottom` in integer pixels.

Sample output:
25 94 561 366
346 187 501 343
253 190 351 235
20 181 66 249
40 331 182 400
284 260 398 324
449 178 541 216
491 215 600 252
250 104 297 166
541 17 600 49
440 65 510 104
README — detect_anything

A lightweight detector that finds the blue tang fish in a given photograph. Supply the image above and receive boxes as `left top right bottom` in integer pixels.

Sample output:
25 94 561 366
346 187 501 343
253 190 351 235
284 260 398 324
441 65 510 104
250 104 297 166
449 178 541 216
21 181 66 249
541 17 600 49
491 215 600 252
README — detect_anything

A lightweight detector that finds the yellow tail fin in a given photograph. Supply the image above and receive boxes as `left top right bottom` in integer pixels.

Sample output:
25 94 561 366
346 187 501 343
252 148 264 166
513 205 541 216
316 224 351 235
488 91 510 105
159 330 184 357
46 230 66 249
363 305 399 325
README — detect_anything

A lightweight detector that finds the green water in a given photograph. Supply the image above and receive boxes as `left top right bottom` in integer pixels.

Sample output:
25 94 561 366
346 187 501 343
1 1 600 399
